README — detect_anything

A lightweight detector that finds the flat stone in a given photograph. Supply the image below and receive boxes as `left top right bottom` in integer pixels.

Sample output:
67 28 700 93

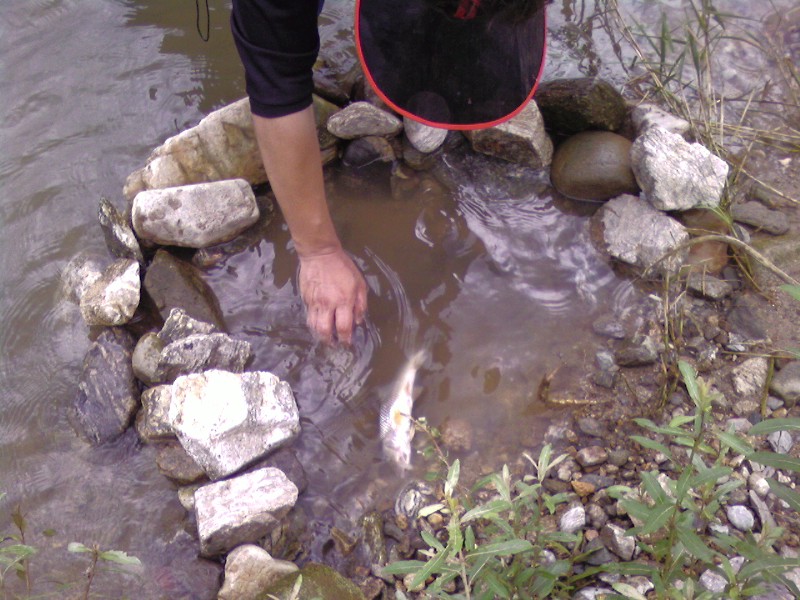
630 126 729 211
98 198 143 263
134 384 174 443
156 332 252 383
535 77 627 136
550 131 639 201
158 308 218 345
132 179 259 248
218 545 298 600
143 249 226 330
79 259 140 327
593 194 690 277
169 370 300 480
631 103 691 137
465 101 553 168
687 272 734 300
71 328 139 445
194 467 298 557
326 102 402 139
731 201 790 235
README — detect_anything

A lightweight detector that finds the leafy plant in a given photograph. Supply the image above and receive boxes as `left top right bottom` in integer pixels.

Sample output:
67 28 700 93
68 542 142 600
578 361 800 599
0 495 35 599
383 445 578 599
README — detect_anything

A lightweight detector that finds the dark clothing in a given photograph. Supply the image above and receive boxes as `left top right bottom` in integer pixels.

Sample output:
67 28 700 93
231 0 321 118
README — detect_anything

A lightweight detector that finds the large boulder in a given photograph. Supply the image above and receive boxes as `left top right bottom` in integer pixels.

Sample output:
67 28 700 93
630 126 729 211
71 328 139 444
464 101 553 169
169 370 300 480
132 179 259 248
194 467 298 557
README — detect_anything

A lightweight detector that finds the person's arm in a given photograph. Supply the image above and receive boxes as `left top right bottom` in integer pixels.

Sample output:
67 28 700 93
252 106 368 344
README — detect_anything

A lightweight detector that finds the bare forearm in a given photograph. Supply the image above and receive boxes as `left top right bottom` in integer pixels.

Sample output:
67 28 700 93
252 106 341 258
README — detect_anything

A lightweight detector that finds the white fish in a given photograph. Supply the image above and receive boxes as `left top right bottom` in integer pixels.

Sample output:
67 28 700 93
380 349 427 468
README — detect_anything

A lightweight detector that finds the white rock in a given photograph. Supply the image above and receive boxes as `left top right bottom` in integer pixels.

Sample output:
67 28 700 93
79 259 140 326
559 505 586 534
218 545 298 600
169 370 300 480
326 101 403 139
132 179 259 248
768 430 794 455
61 253 105 303
731 357 769 397
404 117 448 153
631 103 691 137
630 126 729 211
726 505 755 532
596 194 690 276
194 467 298 557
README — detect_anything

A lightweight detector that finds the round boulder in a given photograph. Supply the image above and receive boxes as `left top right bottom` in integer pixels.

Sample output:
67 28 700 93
550 131 639 202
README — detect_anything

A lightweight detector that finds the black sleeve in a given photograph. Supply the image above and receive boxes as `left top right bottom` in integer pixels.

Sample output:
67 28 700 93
231 0 321 118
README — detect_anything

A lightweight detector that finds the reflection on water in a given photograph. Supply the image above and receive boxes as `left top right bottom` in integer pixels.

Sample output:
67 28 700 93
1 0 794 596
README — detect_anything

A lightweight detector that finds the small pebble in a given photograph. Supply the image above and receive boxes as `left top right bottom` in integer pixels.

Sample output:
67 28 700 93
726 505 755 532
560 505 586 534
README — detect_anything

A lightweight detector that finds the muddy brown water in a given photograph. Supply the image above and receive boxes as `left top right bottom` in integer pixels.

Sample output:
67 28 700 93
1 0 794 597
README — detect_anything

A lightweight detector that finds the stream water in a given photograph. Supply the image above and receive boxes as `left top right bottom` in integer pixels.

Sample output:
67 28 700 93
1 0 794 597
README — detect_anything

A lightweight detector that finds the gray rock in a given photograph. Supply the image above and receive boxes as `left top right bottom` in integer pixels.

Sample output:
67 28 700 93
630 126 729 211
750 235 800 291
169 370 300 480
61 253 105 303
731 201 790 236
123 97 267 200
631 103 691 137
465 101 553 168
770 361 800 408
97 198 143 263
156 332 252 383
395 480 435 520
194 467 298 557
592 316 627 340
749 490 777 531
535 77 627 136
726 505 755 532
71 328 139 445
342 136 396 167
134 385 174 443
584 537 616 566
614 335 660 367
550 131 639 201
700 568 728 594
79 259 140 326
687 272 734 300
768 430 794 455
731 357 769 398
131 332 164 386
326 102 403 139
576 446 609 468
252 447 309 495
218 545 298 600
594 194 690 276
261 562 368 600
559 505 586 534
577 417 608 439
404 117 448 153
155 441 206 485
143 249 226 330
586 503 608 530
601 523 636 560
158 308 218 345
132 179 259 248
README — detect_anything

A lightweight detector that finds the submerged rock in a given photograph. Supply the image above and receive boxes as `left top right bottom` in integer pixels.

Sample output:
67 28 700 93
260 562 367 600
123 97 267 200
79 259 140 327
465 101 553 168
134 384 174 443
535 77 627 136
156 332 252 383
71 328 139 445
143 249 226 330
155 441 206 485
630 126 729 211
342 136 396 167
731 200 790 235
550 131 639 201
326 102 403 139
169 370 300 480
218 545 298 600
593 194 690 276
194 467 298 557
132 179 259 248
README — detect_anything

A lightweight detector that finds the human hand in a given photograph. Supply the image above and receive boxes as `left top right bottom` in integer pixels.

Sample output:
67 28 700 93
298 248 368 345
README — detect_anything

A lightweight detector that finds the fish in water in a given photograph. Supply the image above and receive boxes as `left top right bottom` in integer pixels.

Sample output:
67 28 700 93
380 349 427 468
